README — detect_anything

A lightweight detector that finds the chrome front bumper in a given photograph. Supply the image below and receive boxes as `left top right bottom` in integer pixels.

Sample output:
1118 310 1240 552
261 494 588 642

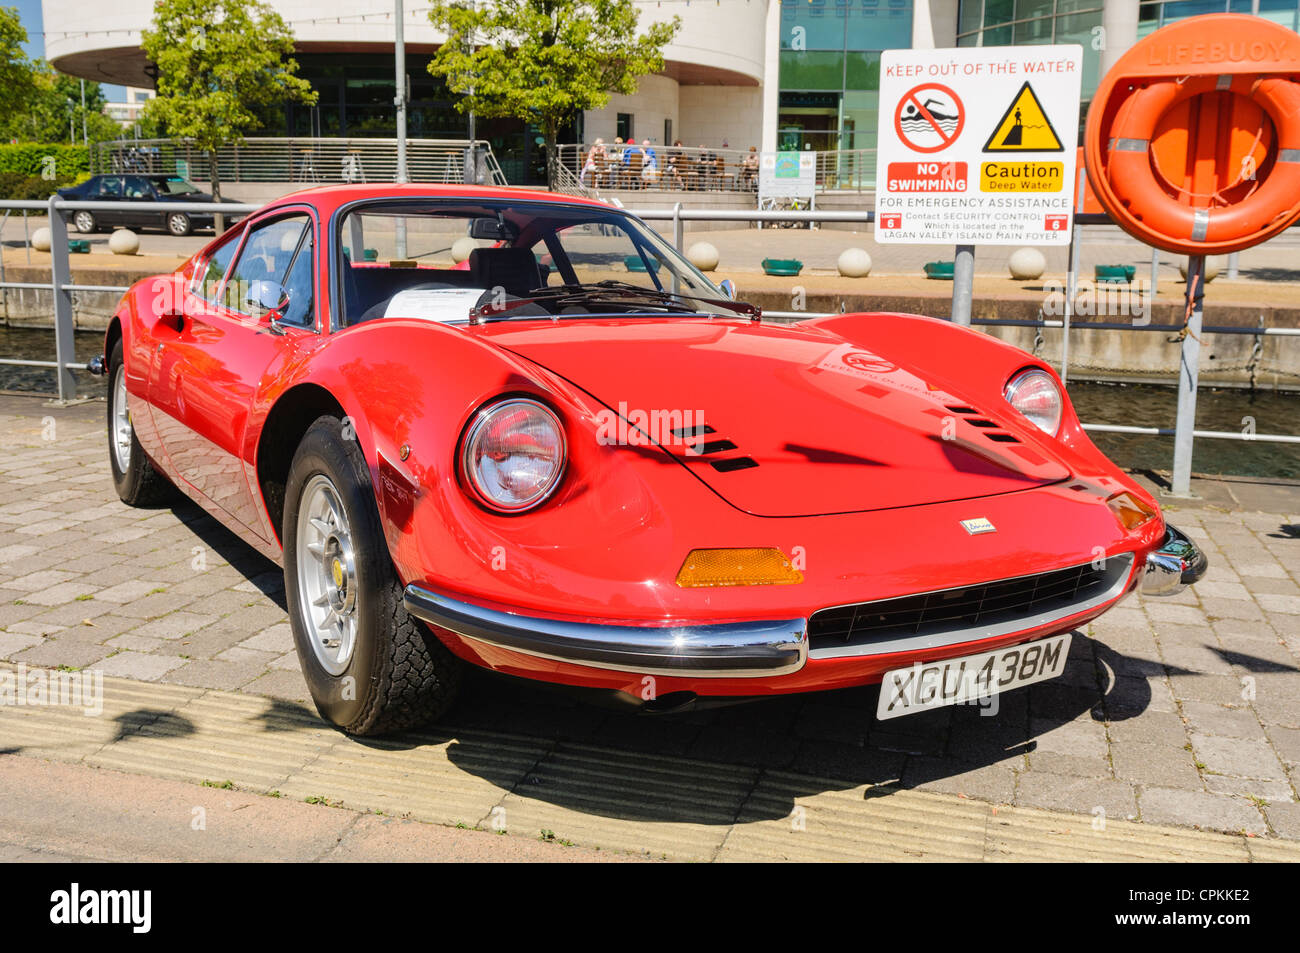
403 585 808 678
1141 524 1209 596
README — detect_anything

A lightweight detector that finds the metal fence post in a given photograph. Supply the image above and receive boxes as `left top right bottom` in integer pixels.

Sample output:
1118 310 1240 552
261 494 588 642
46 195 77 402
1149 247 1159 302
1062 222 1080 385
672 202 684 253
1226 251 1239 280
1171 254 1205 496
951 244 974 326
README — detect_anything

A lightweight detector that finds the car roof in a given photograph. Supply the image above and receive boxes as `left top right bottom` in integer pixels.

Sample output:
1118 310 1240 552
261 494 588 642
263 182 615 218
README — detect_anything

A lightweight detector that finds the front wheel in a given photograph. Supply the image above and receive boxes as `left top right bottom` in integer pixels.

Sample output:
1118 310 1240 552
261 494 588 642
283 416 462 735
73 211 96 233
106 340 174 506
165 212 192 236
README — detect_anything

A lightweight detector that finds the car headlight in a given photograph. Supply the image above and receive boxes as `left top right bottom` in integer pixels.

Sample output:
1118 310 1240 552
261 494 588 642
1004 368 1063 436
461 398 566 512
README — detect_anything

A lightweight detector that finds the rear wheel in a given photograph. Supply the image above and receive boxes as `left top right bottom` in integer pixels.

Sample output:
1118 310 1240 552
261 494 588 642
283 416 463 735
106 340 173 506
73 211 96 234
166 212 192 236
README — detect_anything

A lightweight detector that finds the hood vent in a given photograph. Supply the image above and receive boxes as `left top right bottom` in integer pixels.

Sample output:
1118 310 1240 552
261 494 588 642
710 457 759 472
944 404 1021 445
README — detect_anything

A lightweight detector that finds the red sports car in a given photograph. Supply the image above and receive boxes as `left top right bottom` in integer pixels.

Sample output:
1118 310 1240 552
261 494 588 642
99 183 1206 735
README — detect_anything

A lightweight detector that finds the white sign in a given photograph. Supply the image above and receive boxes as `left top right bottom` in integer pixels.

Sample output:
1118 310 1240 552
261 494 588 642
875 45 1083 245
759 151 816 200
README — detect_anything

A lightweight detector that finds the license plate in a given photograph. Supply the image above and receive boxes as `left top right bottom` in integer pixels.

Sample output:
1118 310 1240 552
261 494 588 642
875 633 1071 720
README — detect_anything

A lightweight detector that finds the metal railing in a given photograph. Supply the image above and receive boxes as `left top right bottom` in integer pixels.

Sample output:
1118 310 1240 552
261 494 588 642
0 198 1295 489
94 137 508 188
556 144 877 197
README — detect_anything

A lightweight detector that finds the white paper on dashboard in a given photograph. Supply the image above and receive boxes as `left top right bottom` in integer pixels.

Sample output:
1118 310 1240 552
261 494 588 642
384 287 485 322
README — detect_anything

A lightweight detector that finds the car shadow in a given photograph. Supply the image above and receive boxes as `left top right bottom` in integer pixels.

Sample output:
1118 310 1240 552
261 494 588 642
366 632 1159 824
167 497 287 611
158 494 1173 825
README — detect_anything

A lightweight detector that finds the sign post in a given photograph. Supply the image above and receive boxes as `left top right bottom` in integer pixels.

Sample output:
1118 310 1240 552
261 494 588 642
875 46 1083 321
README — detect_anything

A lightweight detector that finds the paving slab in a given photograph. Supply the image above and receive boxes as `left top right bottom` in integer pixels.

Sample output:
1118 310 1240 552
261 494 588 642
2 394 1300 859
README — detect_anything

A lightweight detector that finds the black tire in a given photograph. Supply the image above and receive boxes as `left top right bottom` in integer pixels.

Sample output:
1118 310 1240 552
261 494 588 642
73 210 97 234
283 416 463 736
107 340 174 506
166 211 192 236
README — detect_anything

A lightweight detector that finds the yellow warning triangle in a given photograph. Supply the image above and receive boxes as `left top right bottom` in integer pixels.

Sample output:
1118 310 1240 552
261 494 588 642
983 82 1064 153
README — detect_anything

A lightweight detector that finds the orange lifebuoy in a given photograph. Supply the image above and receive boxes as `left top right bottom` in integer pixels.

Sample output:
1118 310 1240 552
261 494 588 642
1104 73 1300 248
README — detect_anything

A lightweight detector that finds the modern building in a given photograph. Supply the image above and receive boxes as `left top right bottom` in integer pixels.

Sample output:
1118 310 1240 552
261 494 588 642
103 86 155 127
41 0 1300 185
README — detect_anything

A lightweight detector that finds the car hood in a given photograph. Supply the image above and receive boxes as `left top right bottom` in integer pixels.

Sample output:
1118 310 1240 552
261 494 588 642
484 318 1071 517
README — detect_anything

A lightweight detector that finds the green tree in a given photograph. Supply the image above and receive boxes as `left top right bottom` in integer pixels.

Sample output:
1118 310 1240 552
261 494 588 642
0 6 37 126
427 0 680 188
141 0 316 224
0 67 122 145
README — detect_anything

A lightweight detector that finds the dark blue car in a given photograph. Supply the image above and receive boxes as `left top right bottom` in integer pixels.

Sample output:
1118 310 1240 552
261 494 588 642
57 174 242 237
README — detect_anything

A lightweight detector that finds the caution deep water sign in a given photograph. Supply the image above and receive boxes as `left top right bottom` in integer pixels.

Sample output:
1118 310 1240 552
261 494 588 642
876 45 1083 245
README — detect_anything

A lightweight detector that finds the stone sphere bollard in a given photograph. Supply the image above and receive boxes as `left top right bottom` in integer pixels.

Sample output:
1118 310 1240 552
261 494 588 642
687 241 719 271
451 236 480 264
109 229 140 256
837 247 872 278
1178 257 1223 283
1008 247 1046 280
30 227 52 252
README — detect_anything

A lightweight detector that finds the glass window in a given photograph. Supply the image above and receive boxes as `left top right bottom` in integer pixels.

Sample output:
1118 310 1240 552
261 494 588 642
278 228 314 329
224 215 311 314
123 176 153 199
1057 11 1105 98
195 233 240 303
94 176 123 198
844 51 881 90
1162 0 1231 18
1257 0 1299 29
780 51 847 91
1014 17 1053 43
958 0 985 35
984 0 1015 25
1015 0 1056 19
334 201 730 327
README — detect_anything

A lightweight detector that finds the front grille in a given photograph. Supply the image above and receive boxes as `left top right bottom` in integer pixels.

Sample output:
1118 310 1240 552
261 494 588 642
808 555 1132 657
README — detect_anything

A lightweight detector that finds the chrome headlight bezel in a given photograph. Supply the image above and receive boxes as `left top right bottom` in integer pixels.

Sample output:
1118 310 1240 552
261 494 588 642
1003 367 1064 437
459 397 567 514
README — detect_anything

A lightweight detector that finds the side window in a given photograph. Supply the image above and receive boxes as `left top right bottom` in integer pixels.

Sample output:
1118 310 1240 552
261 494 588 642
95 176 123 198
195 233 240 303
278 226 314 328
224 214 311 314
124 176 152 198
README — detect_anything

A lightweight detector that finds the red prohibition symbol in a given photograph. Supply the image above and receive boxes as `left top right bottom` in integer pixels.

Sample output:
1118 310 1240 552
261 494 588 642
895 83 965 154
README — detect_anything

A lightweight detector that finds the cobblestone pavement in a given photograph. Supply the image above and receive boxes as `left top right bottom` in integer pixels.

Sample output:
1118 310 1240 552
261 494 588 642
1 394 1298 844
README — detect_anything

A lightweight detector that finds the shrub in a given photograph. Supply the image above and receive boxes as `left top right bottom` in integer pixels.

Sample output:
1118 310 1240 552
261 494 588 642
0 143 90 179
0 169 85 200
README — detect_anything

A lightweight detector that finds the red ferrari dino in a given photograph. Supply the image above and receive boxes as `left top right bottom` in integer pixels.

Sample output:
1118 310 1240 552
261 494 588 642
99 183 1206 735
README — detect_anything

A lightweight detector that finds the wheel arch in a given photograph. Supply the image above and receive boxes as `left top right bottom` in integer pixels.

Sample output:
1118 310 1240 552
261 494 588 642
256 382 349 544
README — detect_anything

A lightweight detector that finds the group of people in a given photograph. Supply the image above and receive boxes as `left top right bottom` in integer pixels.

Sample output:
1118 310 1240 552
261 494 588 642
579 139 760 191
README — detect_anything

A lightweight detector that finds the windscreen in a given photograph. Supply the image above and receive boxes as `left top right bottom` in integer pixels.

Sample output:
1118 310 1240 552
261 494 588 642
334 199 730 327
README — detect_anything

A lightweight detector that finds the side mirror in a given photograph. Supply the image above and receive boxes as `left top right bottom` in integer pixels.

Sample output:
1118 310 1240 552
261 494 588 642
246 279 289 317
719 278 737 300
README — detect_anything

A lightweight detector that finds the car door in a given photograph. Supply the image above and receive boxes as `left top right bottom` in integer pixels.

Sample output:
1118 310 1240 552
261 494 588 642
121 175 158 230
147 209 319 539
93 176 125 226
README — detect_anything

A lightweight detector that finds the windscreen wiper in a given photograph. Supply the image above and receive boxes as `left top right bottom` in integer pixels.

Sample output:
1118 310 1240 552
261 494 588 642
469 279 760 322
